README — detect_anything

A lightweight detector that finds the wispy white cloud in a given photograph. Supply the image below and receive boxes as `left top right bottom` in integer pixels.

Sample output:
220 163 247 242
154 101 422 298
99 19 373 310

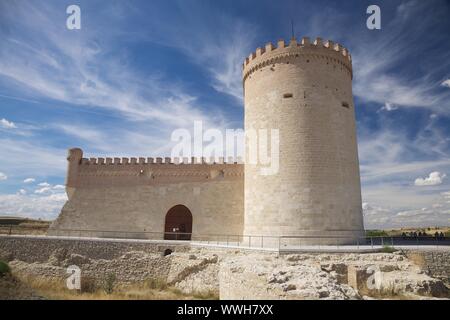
34 182 65 195
0 93 40 104
359 101 450 227
363 194 450 229
359 110 450 184
0 1 225 128
415 171 446 186
54 123 174 157
441 79 450 88
0 138 66 177
0 2 235 222
0 181 69 219
56 124 105 145
0 192 67 220
35 186 51 194
0 172 7 181
135 2 255 102
364 179 450 229
23 178 35 184
309 0 450 115
0 118 16 129
378 102 398 112
201 27 254 101
37 182 50 187
351 2 450 114
34 181 67 195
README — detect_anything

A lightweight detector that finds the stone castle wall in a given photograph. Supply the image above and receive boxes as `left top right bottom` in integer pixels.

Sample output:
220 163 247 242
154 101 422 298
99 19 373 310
50 149 244 237
50 36 365 243
0 235 190 262
243 37 364 240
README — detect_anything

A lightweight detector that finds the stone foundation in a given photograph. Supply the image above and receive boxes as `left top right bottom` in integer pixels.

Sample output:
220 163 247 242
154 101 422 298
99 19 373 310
404 249 450 286
1 236 449 299
0 235 189 263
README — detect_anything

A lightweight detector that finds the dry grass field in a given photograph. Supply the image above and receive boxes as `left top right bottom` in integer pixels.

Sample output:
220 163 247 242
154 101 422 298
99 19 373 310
366 226 450 237
0 271 218 300
0 217 50 236
385 226 449 237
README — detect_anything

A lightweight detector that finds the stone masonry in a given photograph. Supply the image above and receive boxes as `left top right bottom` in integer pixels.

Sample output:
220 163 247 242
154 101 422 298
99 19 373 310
1 236 449 299
243 37 363 241
50 36 364 244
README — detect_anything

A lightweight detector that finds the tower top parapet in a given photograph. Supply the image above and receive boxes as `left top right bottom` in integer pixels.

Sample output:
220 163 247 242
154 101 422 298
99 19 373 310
242 37 352 82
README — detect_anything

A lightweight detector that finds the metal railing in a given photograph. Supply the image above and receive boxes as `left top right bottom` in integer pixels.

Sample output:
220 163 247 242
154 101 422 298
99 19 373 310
1 226 449 250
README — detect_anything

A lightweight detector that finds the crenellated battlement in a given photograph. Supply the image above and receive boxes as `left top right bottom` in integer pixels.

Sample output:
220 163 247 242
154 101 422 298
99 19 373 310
79 156 244 165
242 37 352 82
65 148 244 189
68 148 243 166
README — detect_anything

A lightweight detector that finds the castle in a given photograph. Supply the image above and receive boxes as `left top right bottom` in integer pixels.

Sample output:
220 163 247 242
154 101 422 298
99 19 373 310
50 37 365 245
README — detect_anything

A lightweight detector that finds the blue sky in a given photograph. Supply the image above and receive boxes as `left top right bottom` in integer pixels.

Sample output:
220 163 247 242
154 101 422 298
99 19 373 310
0 0 449 228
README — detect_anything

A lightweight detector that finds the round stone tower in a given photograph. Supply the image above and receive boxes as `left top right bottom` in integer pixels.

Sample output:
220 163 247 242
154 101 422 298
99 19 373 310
242 37 364 244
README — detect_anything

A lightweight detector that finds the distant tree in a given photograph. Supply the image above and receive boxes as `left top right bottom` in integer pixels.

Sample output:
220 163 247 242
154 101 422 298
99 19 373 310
366 230 388 237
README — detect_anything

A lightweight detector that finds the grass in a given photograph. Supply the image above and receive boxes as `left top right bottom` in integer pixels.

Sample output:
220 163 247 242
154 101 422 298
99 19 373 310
367 283 398 299
103 273 116 295
11 273 218 300
0 220 50 236
0 260 11 276
366 230 389 237
381 245 397 253
145 277 168 290
193 290 219 300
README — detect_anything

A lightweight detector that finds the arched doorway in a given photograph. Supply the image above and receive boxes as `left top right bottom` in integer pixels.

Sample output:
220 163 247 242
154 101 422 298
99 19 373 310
164 205 192 240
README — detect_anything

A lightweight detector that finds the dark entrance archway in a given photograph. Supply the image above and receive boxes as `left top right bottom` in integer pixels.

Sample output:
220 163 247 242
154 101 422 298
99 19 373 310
164 205 192 240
